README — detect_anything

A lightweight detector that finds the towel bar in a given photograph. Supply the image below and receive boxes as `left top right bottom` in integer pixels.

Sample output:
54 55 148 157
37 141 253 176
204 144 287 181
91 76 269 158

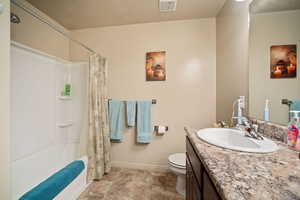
108 99 157 104
282 99 292 106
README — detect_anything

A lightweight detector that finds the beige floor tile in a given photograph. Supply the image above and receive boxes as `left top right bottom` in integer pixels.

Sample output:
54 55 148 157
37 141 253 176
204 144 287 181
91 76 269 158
78 167 184 200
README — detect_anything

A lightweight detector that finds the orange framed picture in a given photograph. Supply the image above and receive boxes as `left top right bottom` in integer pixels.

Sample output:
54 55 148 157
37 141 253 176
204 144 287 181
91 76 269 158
146 51 166 81
270 45 297 78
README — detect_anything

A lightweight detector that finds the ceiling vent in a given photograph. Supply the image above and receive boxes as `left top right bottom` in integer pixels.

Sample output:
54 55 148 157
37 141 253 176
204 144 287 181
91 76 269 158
159 0 177 12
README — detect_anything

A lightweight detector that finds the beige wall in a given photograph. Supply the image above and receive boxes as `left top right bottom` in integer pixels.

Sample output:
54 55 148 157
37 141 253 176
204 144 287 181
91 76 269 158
249 10 300 125
71 19 216 168
216 0 251 122
0 0 10 199
11 0 70 60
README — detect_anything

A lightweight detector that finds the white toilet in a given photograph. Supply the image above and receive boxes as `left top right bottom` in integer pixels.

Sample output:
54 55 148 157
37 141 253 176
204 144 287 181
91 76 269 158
168 153 186 196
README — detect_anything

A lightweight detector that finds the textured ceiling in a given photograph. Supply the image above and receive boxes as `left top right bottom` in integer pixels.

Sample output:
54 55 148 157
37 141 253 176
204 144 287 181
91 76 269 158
250 0 300 14
26 0 226 30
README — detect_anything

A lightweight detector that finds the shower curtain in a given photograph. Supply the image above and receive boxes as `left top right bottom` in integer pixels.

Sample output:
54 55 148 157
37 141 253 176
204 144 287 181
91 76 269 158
87 54 111 182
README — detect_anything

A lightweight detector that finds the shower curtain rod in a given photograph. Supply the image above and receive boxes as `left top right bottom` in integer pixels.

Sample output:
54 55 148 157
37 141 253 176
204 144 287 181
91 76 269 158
11 0 97 55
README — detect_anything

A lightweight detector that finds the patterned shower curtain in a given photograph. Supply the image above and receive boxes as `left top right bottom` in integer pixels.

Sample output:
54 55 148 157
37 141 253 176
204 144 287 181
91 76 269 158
87 54 111 182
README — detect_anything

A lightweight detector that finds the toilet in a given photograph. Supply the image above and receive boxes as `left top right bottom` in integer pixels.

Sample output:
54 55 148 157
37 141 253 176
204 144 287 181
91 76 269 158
168 153 186 196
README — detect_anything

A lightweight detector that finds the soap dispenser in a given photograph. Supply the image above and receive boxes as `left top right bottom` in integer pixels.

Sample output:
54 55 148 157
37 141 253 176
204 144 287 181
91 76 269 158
287 111 300 148
291 111 300 151
63 70 72 96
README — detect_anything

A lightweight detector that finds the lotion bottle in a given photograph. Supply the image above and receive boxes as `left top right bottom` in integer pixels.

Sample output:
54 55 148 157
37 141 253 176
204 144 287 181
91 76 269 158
287 111 300 148
293 111 300 151
264 99 270 121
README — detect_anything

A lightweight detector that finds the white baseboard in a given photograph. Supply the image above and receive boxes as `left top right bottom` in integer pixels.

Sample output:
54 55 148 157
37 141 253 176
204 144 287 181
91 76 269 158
111 161 169 172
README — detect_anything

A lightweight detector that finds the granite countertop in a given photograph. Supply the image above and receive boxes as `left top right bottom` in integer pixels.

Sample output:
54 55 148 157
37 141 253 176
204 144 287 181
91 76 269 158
185 127 300 200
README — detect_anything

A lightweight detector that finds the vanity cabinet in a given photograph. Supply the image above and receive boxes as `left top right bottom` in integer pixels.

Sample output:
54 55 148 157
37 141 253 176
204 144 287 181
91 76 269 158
186 136 222 200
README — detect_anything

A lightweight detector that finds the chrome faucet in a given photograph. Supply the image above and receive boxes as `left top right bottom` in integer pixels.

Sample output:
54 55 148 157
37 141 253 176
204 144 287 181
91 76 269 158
238 117 264 140
231 97 263 140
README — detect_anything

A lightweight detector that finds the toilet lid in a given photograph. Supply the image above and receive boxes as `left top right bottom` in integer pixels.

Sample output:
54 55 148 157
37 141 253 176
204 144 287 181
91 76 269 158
168 153 186 168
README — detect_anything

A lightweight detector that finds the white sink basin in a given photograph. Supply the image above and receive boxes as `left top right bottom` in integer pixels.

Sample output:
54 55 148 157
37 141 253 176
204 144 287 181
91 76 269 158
196 128 279 153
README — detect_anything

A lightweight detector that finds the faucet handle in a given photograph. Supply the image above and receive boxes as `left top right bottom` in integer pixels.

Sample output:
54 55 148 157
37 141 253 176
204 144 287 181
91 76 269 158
252 124 259 133
241 117 250 126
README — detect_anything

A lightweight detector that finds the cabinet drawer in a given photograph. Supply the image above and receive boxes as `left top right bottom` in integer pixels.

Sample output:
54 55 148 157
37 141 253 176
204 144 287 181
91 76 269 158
186 136 202 186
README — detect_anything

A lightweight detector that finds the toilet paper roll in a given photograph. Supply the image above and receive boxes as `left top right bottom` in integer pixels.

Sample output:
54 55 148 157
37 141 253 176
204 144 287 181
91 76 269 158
157 126 166 135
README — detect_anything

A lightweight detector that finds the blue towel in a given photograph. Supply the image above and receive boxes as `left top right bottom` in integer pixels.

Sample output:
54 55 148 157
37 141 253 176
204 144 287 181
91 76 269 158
290 100 300 120
109 100 125 142
126 101 136 127
137 100 153 143
291 100 300 111
19 160 85 200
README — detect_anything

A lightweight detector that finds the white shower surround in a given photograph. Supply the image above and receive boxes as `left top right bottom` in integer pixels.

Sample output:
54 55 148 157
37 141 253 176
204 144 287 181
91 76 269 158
10 42 89 200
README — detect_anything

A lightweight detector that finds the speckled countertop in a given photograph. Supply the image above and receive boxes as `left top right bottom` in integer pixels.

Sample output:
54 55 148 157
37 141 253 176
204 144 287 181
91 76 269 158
185 127 300 200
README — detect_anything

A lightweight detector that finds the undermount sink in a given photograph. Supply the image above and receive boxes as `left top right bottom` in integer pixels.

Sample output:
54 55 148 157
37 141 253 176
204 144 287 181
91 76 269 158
196 128 279 153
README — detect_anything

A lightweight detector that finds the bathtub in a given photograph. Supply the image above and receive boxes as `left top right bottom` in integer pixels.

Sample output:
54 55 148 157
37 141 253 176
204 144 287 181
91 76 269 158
54 156 90 200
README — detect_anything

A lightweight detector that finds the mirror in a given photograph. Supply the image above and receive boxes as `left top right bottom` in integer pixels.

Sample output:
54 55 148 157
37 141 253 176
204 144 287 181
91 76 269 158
249 0 300 125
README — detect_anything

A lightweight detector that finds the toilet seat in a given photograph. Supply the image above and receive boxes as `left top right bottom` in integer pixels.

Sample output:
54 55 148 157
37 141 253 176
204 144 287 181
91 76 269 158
168 153 186 169
169 162 186 169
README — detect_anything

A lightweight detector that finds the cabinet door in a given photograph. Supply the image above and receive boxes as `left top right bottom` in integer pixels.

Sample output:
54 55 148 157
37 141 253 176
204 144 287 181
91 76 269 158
187 156 201 200
186 156 192 199
187 137 202 185
191 172 202 200
203 171 221 200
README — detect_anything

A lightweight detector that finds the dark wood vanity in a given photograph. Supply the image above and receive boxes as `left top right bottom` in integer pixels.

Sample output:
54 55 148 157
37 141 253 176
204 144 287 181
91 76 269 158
186 136 222 200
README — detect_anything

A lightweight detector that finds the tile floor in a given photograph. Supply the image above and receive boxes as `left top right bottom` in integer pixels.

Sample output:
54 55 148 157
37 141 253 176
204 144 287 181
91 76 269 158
78 167 184 200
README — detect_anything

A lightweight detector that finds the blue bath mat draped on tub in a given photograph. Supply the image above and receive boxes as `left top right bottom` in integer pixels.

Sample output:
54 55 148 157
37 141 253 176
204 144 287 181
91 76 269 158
19 160 85 200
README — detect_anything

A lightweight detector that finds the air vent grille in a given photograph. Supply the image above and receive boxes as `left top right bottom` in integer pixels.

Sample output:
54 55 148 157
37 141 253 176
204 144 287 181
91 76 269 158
159 0 177 12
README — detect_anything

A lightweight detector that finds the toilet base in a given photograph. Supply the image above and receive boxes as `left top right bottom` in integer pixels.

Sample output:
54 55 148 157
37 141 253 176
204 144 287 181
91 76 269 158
168 153 186 196
176 174 186 196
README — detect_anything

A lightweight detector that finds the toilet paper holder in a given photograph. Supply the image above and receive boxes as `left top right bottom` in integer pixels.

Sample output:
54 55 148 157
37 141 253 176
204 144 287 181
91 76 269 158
154 125 168 132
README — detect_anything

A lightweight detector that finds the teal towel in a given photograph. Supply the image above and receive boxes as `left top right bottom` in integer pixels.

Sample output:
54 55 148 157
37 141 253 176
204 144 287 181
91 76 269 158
126 101 136 127
137 100 153 143
291 100 300 111
289 100 300 121
19 160 84 200
109 100 125 142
